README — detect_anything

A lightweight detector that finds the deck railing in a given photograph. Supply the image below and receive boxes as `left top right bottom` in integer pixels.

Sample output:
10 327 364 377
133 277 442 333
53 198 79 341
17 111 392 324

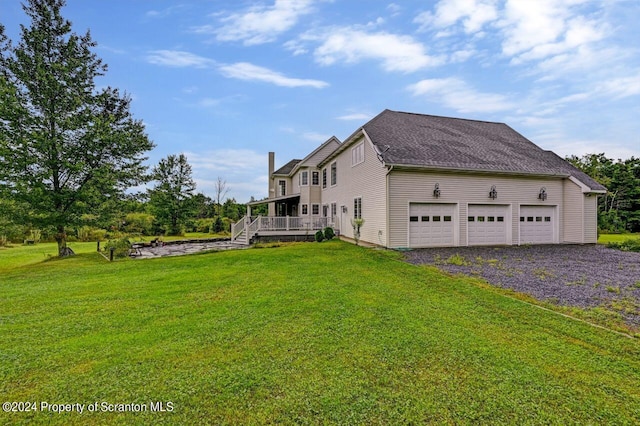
231 216 329 243
231 216 246 240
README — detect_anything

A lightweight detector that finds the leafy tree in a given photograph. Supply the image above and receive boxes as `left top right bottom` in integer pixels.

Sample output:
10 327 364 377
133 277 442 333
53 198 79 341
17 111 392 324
148 153 196 235
568 154 640 232
0 1 154 256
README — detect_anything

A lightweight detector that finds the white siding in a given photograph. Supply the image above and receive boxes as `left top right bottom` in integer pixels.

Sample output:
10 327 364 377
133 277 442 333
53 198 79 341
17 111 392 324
321 135 388 246
388 170 563 248
562 179 583 243
583 194 598 244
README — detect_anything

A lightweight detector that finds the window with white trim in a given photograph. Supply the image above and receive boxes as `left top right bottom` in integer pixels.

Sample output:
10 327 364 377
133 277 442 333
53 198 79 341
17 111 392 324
301 171 308 186
302 204 308 215
312 171 319 185
312 204 319 215
331 202 337 218
352 142 364 166
278 180 286 196
354 197 362 219
322 205 328 217
330 162 337 186
322 168 327 189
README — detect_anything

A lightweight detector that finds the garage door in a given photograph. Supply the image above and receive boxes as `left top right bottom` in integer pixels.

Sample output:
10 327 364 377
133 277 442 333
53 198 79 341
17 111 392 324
409 203 455 247
468 205 508 245
520 206 555 244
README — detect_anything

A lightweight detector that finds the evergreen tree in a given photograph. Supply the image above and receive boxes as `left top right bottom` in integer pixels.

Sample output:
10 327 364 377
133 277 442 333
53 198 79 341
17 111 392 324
0 0 154 256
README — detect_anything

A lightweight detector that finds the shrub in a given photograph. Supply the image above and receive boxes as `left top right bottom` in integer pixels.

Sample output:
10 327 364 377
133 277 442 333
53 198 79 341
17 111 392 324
607 238 640 252
103 237 132 259
77 226 108 242
212 216 224 233
124 212 155 235
194 218 214 233
315 230 325 242
323 227 335 240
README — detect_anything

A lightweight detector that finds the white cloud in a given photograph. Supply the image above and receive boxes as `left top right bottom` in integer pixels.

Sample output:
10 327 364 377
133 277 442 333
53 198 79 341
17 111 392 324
186 149 270 202
302 132 331 143
219 62 329 88
408 77 515 113
146 50 215 68
415 0 498 34
194 0 315 45
336 113 373 121
299 27 443 73
501 2 608 64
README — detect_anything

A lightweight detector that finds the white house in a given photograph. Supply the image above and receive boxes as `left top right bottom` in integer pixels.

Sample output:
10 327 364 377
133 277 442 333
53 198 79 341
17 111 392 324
234 110 605 248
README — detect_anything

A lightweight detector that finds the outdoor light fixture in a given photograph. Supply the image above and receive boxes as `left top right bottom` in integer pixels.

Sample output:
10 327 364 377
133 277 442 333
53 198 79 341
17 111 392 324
538 187 547 201
433 183 441 198
489 185 498 199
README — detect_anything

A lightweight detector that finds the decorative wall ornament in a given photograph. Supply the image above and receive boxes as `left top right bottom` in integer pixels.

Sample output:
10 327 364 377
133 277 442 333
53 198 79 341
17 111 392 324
489 185 498 199
433 183 441 198
538 187 547 201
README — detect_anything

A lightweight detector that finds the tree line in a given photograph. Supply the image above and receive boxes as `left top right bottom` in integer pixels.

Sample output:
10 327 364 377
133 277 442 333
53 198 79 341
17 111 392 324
567 154 640 233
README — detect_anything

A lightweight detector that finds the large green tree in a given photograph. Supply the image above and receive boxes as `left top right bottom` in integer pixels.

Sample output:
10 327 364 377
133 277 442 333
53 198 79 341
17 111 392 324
0 0 154 256
568 153 640 232
148 154 196 236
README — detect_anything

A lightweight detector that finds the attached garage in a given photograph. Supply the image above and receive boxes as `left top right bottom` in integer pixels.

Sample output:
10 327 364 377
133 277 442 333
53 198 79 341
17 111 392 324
520 206 556 244
409 203 456 247
468 204 509 245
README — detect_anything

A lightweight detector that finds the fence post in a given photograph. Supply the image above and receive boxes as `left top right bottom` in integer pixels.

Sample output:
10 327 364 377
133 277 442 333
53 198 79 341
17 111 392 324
97 241 100 252
109 247 114 262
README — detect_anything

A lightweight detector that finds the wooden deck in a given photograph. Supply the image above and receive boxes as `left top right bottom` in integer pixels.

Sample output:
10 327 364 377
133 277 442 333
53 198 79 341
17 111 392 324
231 216 331 245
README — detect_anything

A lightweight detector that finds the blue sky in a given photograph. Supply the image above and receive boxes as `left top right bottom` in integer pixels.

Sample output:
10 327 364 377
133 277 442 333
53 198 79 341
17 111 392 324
2 0 639 203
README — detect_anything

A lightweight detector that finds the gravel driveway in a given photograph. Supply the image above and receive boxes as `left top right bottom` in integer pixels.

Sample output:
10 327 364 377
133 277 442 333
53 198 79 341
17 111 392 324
404 245 640 326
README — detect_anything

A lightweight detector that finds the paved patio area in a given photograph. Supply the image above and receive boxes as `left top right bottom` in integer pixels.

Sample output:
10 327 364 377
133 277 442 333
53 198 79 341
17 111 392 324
131 240 247 259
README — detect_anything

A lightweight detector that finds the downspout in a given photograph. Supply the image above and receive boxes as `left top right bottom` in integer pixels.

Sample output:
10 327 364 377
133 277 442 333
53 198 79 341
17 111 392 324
386 165 394 249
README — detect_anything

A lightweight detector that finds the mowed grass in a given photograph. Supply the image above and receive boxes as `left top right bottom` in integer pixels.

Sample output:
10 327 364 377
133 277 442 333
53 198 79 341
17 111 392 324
599 233 640 244
1 241 639 424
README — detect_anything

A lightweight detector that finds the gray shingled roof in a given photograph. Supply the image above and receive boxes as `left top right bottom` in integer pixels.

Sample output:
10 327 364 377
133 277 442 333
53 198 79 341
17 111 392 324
364 110 605 191
273 159 301 176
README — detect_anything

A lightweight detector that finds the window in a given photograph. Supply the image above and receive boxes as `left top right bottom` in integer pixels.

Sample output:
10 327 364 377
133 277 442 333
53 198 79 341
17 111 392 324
331 162 337 186
312 204 320 215
410 216 419 222
545 217 551 222
488 216 495 222
468 216 475 222
301 171 308 186
477 216 485 222
302 204 308 215
331 203 337 218
312 171 319 186
497 217 504 222
527 217 534 222
433 216 441 222
421 216 430 222
322 169 327 189
444 216 452 222
322 205 328 217
352 142 364 166
520 217 525 222
354 197 362 219
278 180 286 196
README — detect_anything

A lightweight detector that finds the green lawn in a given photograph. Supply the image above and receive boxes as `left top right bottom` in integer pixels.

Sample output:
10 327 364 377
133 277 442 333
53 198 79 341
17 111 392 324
1 241 639 424
599 233 640 244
